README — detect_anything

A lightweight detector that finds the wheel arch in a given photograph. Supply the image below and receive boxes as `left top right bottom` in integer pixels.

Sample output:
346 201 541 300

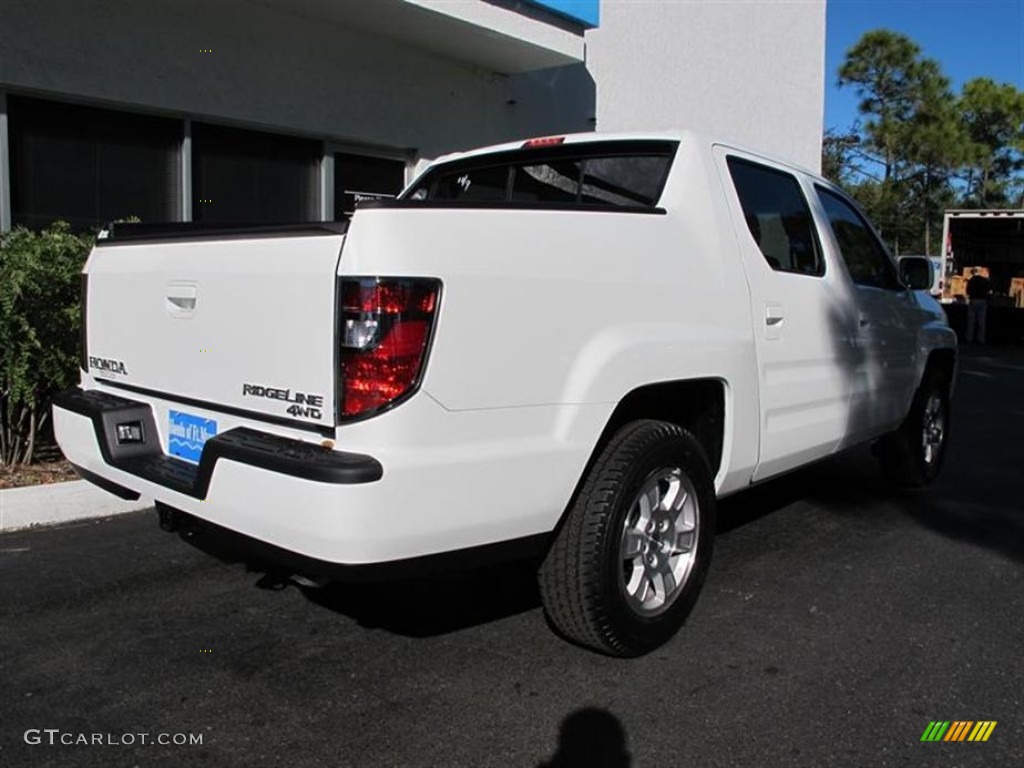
548 378 727 544
596 379 726 476
923 347 957 393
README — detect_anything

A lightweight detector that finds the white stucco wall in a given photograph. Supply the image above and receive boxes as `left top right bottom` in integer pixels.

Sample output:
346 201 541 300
0 0 594 160
586 0 826 170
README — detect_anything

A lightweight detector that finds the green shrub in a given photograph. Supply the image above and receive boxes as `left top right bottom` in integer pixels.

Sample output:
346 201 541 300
0 222 94 465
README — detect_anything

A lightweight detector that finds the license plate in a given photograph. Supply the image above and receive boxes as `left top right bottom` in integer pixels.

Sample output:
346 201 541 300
168 410 218 464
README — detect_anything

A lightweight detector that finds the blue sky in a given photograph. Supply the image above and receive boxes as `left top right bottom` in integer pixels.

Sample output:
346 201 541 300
825 0 1024 131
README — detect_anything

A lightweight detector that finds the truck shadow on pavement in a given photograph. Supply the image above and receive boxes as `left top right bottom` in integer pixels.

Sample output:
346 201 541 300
811 347 1024 566
814 452 1024 567
722 345 1024 566
178 468 842 639
299 558 544 637
177 519 546 637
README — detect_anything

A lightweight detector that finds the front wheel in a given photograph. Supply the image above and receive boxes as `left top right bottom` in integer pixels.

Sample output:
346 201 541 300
877 370 951 487
539 420 715 657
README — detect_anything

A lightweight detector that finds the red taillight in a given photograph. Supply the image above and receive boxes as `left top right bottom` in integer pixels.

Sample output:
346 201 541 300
338 277 441 419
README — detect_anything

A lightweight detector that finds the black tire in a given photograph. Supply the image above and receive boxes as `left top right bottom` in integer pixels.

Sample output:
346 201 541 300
538 420 716 657
877 370 951 488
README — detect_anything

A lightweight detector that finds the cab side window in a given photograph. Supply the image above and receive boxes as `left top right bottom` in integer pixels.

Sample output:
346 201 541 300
816 187 902 290
727 157 824 277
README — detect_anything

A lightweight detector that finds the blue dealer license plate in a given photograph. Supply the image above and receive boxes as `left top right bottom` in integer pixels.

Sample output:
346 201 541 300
168 410 218 464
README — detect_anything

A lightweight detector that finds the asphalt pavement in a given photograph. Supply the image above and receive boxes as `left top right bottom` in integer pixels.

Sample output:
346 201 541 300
2 346 1022 768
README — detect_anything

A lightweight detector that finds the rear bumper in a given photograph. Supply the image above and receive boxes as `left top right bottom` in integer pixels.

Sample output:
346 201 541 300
52 387 405 566
53 388 382 498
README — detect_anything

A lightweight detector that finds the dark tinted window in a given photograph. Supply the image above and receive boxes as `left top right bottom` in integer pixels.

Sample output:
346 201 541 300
727 157 824 277
817 187 901 290
430 165 509 202
8 96 182 231
192 123 319 224
510 156 666 205
334 153 406 217
512 159 584 203
407 141 675 209
581 156 667 206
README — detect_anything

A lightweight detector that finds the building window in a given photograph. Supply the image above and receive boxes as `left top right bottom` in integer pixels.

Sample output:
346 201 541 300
7 96 182 231
192 123 320 224
334 153 406 217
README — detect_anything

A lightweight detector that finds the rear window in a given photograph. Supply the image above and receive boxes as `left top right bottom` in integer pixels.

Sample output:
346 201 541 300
404 141 677 210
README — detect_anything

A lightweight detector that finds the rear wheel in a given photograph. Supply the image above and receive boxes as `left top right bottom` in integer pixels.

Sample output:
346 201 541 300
878 370 951 487
539 420 715 657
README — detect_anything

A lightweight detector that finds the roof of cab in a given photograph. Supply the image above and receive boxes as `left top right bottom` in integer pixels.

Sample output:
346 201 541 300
422 129 821 181
430 130 691 166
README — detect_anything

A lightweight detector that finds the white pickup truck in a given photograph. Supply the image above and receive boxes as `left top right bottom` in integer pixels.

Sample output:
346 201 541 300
54 131 956 656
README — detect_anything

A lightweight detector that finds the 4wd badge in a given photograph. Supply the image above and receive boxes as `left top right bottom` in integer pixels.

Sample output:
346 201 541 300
242 383 324 420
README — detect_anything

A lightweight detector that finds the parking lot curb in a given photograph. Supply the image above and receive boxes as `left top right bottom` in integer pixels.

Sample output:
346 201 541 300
0 479 151 533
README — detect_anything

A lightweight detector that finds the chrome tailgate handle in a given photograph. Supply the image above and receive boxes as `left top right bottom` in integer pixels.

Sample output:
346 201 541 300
166 283 198 315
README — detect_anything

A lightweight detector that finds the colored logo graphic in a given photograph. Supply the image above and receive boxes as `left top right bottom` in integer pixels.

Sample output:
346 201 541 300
920 721 997 742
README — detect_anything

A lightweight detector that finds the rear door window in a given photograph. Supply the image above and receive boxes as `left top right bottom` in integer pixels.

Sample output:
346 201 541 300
726 157 824 277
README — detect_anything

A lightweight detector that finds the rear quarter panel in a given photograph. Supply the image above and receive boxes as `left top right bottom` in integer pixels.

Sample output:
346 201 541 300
339 139 761 493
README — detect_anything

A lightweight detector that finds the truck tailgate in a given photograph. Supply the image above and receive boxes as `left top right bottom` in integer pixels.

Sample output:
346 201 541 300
84 230 343 431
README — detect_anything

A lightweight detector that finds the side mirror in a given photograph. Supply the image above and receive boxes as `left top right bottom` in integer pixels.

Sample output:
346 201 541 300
899 256 932 291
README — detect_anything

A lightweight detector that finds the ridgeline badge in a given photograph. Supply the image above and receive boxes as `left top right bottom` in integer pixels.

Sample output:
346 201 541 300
920 721 997 742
